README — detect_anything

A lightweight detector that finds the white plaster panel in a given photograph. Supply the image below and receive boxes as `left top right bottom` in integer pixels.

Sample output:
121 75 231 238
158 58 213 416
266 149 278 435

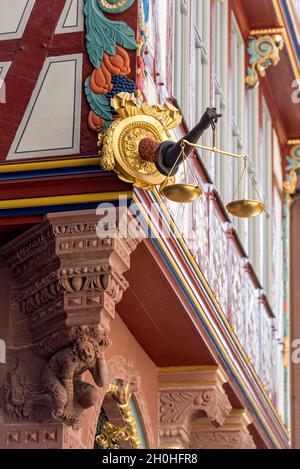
0 62 11 104
0 0 36 40
7 54 82 160
0 61 11 81
55 0 84 34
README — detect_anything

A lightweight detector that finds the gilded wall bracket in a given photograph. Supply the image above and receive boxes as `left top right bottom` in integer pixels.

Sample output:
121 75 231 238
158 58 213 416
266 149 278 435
245 28 285 88
284 143 300 197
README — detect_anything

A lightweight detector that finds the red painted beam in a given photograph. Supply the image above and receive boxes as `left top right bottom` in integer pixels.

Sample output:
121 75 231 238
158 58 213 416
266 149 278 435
0 216 43 248
241 0 281 28
0 173 131 200
0 39 20 62
0 215 42 226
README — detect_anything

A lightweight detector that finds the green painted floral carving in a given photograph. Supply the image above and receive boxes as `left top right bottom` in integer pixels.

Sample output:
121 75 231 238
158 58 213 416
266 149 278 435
98 0 135 14
84 0 136 69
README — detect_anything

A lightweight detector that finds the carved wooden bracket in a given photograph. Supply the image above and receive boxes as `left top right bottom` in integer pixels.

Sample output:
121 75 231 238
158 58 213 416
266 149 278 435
158 366 232 449
0 209 143 431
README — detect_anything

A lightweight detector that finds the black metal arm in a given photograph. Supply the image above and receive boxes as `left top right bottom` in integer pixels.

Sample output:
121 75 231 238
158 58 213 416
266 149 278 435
156 107 222 176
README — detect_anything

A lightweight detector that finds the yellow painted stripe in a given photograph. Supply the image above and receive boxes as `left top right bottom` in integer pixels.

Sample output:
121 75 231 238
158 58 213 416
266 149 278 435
273 0 300 78
151 189 288 434
0 157 101 173
133 194 286 448
0 192 133 209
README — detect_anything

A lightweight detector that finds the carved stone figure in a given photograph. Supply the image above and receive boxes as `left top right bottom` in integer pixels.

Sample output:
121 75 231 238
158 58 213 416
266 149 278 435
40 336 109 428
1 331 110 429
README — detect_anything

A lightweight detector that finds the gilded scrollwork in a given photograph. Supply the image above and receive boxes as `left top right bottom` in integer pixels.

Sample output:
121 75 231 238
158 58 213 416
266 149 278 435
98 0 135 14
99 120 119 170
96 421 132 449
110 91 182 129
95 380 142 449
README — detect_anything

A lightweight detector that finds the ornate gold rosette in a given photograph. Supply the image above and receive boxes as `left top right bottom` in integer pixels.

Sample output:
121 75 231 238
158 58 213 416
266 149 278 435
99 92 182 190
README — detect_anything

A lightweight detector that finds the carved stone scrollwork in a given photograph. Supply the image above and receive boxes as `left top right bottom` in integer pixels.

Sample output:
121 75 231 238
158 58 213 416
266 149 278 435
158 367 232 449
190 410 256 450
191 429 255 449
0 209 143 432
160 389 231 426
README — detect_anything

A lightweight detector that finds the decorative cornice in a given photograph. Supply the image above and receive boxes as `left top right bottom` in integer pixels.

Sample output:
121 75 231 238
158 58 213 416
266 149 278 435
245 30 285 88
157 366 228 385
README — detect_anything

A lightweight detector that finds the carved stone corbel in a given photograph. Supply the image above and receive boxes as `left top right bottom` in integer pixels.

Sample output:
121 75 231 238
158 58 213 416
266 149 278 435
0 208 143 436
158 366 232 449
191 409 256 449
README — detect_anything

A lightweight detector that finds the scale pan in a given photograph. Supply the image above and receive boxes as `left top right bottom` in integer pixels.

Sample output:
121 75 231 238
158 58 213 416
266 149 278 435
160 184 202 203
226 199 265 218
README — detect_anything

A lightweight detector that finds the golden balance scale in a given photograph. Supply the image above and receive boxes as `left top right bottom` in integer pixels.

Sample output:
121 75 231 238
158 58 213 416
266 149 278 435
99 92 265 218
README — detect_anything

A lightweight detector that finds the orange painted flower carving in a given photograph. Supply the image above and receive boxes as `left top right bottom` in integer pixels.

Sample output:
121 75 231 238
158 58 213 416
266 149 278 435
103 45 131 76
90 63 113 94
89 46 131 95
87 46 132 131
88 111 105 132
